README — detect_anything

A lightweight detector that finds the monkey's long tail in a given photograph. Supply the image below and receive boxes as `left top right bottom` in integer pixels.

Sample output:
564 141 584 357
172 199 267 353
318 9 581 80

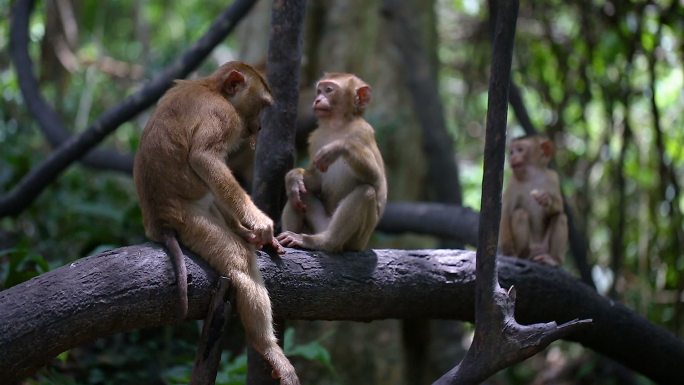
162 232 189 319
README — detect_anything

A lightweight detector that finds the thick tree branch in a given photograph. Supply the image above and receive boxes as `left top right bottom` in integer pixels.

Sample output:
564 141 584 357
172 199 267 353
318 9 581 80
377 202 479 246
0 244 681 384
487 0 596 289
1 0 257 218
381 0 463 205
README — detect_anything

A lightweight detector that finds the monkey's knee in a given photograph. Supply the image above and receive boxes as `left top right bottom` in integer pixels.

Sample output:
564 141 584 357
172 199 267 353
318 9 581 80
176 216 252 274
354 185 379 215
510 208 531 257
361 185 377 202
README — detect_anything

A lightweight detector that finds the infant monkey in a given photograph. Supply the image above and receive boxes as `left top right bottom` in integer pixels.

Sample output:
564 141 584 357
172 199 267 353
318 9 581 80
278 73 387 252
499 134 568 266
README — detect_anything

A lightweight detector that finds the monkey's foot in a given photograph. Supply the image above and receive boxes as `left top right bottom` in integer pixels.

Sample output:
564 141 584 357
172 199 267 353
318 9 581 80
531 253 558 266
276 231 305 248
277 370 300 385
263 347 300 385
529 243 548 258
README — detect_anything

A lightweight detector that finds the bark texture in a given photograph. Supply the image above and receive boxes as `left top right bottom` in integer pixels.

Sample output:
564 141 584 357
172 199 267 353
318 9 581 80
0 244 682 384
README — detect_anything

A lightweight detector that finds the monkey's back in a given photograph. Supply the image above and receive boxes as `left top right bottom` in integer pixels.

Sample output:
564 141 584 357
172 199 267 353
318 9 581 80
134 81 239 240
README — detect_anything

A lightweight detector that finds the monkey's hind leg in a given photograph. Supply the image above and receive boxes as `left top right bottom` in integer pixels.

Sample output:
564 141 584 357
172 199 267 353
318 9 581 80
310 184 378 251
282 194 330 235
281 201 305 233
179 210 299 385
545 213 568 266
302 194 331 233
231 268 298 385
511 208 531 258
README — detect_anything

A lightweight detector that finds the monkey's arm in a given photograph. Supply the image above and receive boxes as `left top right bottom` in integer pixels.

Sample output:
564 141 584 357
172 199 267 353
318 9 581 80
189 150 273 241
284 167 322 212
544 171 564 215
285 167 322 194
191 152 253 213
314 135 383 185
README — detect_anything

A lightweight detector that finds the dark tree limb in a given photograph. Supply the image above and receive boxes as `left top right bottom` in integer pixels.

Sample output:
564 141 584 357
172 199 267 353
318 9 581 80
250 1 307 384
488 0 595 289
1 0 258 218
10 0 134 173
507 82 537 136
252 0 306 220
377 202 479 246
190 277 233 385
0 244 682 384
476 0 517 309
565 206 595 288
380 0 462 205
434 1 590 384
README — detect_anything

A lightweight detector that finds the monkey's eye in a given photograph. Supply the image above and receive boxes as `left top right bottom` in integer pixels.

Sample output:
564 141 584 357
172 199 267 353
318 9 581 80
325 86 334 93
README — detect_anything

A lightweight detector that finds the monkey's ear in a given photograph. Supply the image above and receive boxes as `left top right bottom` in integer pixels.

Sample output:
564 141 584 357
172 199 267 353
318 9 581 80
355 85 372 109
224 70 246 96
540 138 554 158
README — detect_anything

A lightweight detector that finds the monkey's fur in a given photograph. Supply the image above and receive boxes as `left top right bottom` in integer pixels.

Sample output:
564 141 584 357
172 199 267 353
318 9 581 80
134 61 299 385
278 73 387 252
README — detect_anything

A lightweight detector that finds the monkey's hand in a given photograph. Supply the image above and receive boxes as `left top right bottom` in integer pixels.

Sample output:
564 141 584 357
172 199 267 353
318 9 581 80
276 231 305 249
245 212 284 254
285 169 308 212
530 189 552 208
313 142 343 172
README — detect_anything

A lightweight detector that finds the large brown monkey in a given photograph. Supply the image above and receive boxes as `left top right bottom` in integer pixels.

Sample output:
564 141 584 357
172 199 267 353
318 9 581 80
277 73 387 251
133 61 299 385
499 135 568 266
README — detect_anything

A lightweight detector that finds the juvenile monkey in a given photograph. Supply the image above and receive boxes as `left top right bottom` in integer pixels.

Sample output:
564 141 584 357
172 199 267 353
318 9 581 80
499 135 568 266
277 73 387 252
133 61 299 385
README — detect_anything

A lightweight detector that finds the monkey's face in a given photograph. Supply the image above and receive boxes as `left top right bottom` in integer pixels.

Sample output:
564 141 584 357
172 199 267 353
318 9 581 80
313 80 339 119
509 140 530 179
243 89 273 136
509 137 553 180
229 74 273 136
313 74 372 121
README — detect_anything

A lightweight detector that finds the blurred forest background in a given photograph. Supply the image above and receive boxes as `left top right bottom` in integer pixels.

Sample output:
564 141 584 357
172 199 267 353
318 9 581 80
1 0 683 384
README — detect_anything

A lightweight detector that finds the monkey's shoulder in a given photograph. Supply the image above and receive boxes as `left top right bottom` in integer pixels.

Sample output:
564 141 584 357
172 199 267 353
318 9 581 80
162 82 237 117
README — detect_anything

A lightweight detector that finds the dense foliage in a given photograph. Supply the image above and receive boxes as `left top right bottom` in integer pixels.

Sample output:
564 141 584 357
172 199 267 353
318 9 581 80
440 0 684 334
